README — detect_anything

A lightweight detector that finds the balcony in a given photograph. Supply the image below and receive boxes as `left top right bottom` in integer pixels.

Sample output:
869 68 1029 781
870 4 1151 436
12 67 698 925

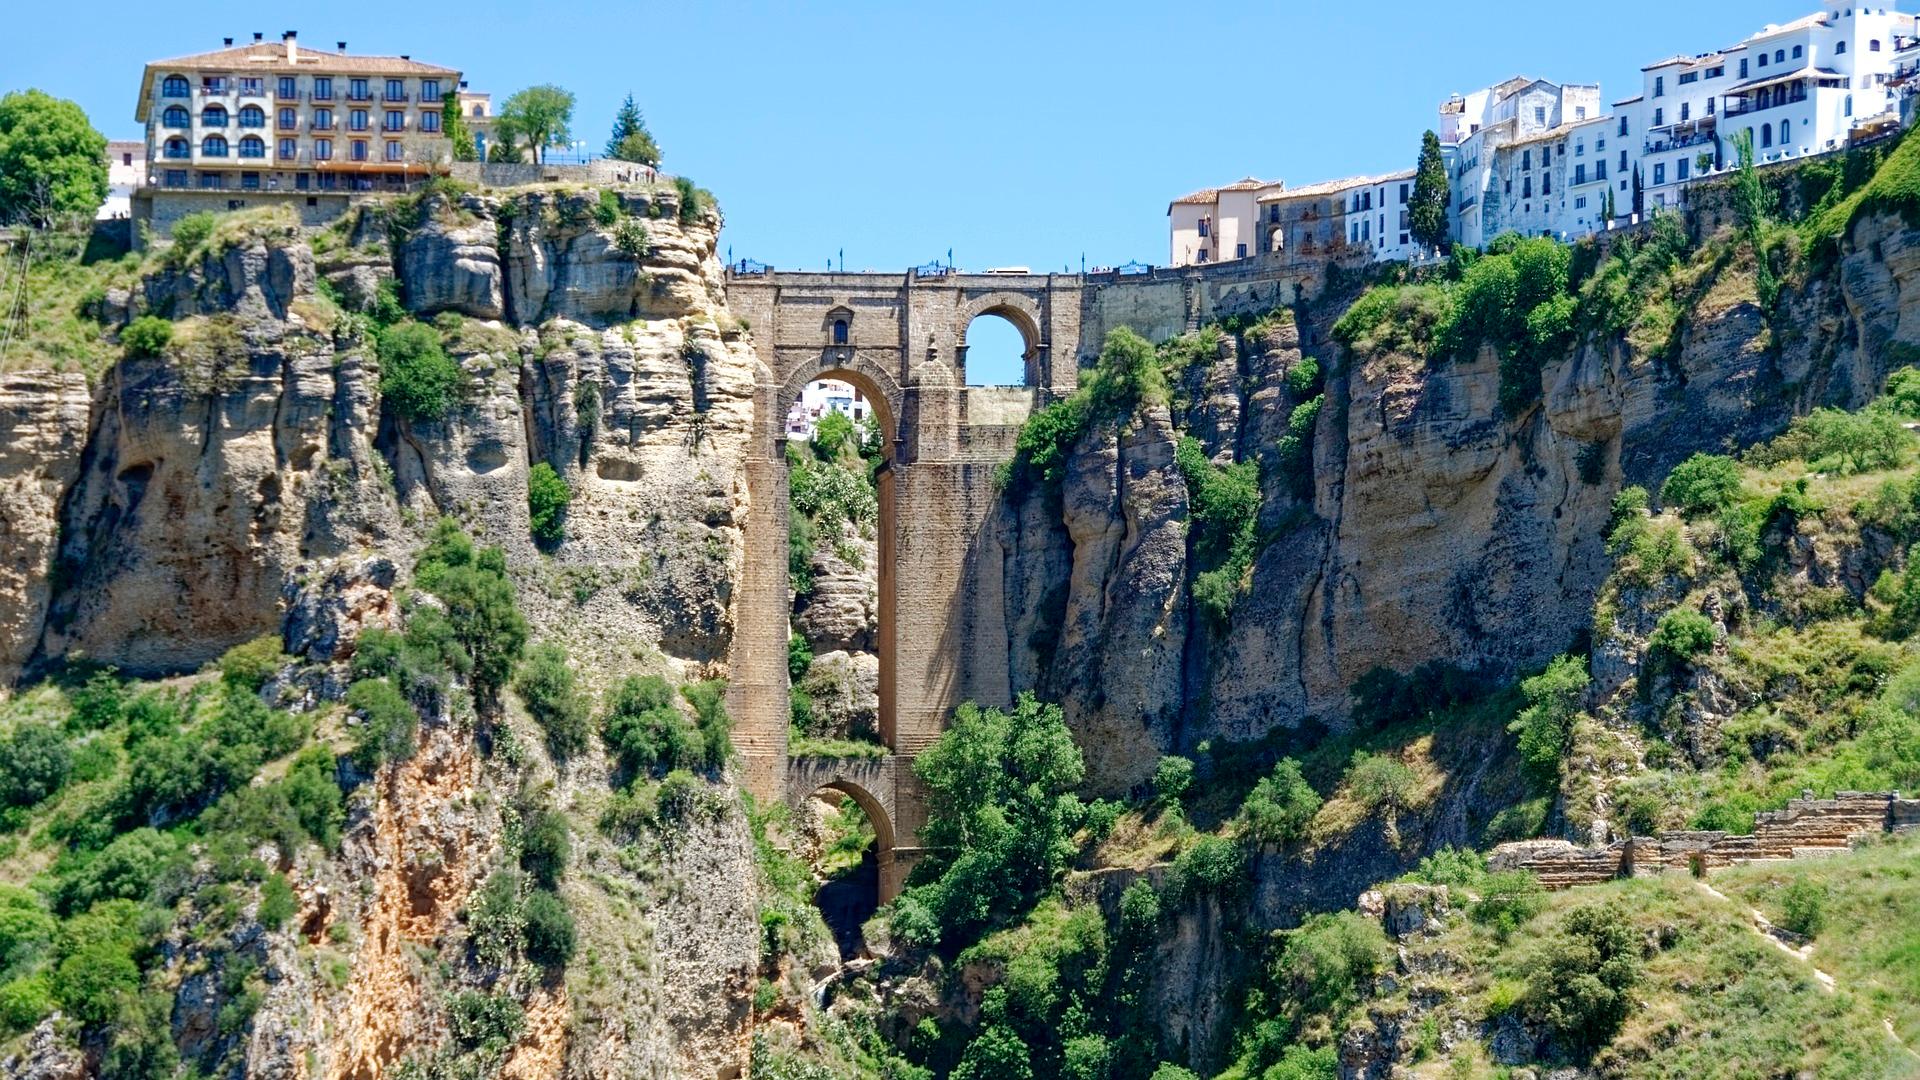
312 91 334 103
346 91 373 103
311 120 336 132
384 92 410 103
382 121 407 133
196 85 234 98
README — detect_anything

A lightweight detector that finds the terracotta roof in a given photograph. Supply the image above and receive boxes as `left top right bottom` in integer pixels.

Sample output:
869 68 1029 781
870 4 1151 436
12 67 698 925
1168 177 1274 210
145 40 458 75
1728 64 1839 92
1258 168 1414 202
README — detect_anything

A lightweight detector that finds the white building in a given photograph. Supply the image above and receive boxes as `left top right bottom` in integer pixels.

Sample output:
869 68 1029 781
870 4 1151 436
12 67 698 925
785 379 873 441
99 140 146 219
1441 76 1603 248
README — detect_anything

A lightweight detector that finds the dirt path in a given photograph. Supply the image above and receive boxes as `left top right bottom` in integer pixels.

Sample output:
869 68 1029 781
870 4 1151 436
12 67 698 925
1693 879 1918 1060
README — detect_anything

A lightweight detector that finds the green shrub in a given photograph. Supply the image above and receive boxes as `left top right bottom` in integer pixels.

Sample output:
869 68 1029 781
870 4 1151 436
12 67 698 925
601 675 701 777
1766 406 1914 475
681 680 733 772
1170 834 1246 898
377 321 462 423
593 189 622 226
1148 1066 1202 1080
1661 453 1744 516
1152 755 1194 806
1405 846 1487 889
612 217 650 258
1277 911 1392 1021
1344 752 1416 812
787 633 813 683
0 974 53 1033
527 462 571 544
1650 607 1717 664
170 212 215 251
522 888 575 968
674 176 708 225
413 521 528 706
1886 367 1920 417
1237 758 1321 844
120 316 172 358
519 808 570 888
1509 654 1589 787
1779 878 1827 937
52 828 172 914
1283 356 1321 398
346 677 417 768
514 642 591 760
217 634 285 690
1871 564 1920 640
257 873 296 930
1521 901 1641 1054
447 990 526 1054
0 724 70 809
55 939 139 1025
1467 869 1546 939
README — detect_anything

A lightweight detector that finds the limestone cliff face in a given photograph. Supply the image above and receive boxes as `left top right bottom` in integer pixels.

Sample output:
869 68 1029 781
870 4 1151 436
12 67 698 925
999 212 1920 795
0 183 764 1078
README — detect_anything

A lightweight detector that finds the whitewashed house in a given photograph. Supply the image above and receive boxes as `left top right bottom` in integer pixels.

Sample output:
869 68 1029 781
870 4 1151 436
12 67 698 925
1441 77 1603 248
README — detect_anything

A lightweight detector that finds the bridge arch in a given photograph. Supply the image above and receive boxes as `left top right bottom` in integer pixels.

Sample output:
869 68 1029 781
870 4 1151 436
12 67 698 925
958 292 1046 386
784 755 910 901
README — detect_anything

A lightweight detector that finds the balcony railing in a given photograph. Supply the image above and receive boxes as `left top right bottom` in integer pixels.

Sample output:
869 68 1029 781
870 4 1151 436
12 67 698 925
312 121 335 131
382 121 407 132
384 92 410 103
346 91 372 103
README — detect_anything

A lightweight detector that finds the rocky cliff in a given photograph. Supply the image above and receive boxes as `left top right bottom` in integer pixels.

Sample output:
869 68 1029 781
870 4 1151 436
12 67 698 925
0 182 764 1079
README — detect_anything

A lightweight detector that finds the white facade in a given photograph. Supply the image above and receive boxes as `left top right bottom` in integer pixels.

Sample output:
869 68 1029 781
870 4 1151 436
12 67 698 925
1168 177 1271 266
1340 170 1419 260
786 379 873 441
1441 77 1603 248
99 141 146 219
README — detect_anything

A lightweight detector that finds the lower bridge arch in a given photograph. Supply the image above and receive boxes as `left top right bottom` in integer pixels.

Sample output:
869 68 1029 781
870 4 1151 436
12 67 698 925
784 755 915 903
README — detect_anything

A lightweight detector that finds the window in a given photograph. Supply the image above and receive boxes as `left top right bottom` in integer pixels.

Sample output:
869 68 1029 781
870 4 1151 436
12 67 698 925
1535 106 1547 123
832 319 849 344
1399 183 1409 203
349 78 369 101
122 152 132 166
1620 149 1629 171
313 77 333 100
1838 41 1848 54
1576 139 1585 156
1654 107 1664 126
313 108 333 130
1872 39 1882 52
1236 243 1248 259
1680 72 1698 85
420 111 441 133
1196 248 1209 263
202 134 229 156
1678 158 1690 180
1706 65 1724 78
161 74 189 98
1524 176 1533 198
238 105 265 128
278 138 296 159
1655 75 1666 96
1762 123 1773 148
202 105 228 126
384 110 405 132
1542 145 1551 166
239 78 263 96
1576 196 1588 209
386 140 404 161
317 171 337 190
278 107 296 129
1741 58 1750 77
1793 45 1804 59
198 172 223 189
1846 94 1854 116
314 138 332 160
1783 118 1793 144
1542 174 1551 195
163 137 189 159
422 79 441 100
278 77 297 98
239 135 265 158
385 79 405 101
1760 53 1770 68
1775 49 1786 63
241 171 261 189
1523 149 1532 169
1708 97 1716 115
1619 116 1629 136
351 140 368 161
350 110 368 132
296 173 310 191
162 105 189 127
1576 105 1588 119
1597 161 1607 180
472 104 484 117
1575 164 1587 184
165 169 187 187
1681 102 1691 122
1654 163 1666 185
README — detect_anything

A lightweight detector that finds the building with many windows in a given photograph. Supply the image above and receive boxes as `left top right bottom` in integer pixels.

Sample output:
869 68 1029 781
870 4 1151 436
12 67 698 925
1440 76 1603 248
132 32 467 237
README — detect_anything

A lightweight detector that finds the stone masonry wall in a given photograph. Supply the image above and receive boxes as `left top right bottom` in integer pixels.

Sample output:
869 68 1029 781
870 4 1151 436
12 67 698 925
1489 792 1920 888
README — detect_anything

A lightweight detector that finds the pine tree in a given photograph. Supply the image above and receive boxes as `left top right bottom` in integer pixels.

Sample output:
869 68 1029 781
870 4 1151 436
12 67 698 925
605 94 661 166
1408 129 1451 252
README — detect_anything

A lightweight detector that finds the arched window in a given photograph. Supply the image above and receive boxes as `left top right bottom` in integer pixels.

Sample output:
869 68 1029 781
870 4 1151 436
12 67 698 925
1872 39 1883 51
161 74 189 98
202 105 228 127
1762 123 1773 148
1759 88 1772 108
1846 94 1855 116
1838 40 1849 54
238 135 265 159
202 134 229 156
162 105 189 128
1775 49 1786 63
832 319 849 345
1759 53 1769 67
163 137 189 160
1781 119 1792 145
238 105 265 128
471 104 484 117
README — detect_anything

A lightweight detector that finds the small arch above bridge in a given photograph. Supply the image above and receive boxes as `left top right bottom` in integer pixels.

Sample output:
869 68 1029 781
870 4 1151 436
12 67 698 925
785 755 916 901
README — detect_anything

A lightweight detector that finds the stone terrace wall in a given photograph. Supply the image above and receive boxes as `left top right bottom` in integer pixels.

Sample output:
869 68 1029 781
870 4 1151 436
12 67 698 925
448 160 661 188
1490 792 1920 888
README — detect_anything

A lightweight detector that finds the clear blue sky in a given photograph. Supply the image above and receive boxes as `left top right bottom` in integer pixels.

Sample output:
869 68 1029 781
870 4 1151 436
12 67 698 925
0 0 1822 380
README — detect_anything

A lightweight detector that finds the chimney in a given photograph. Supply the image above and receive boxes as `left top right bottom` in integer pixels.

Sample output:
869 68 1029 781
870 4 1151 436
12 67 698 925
338 41 348 54
401 54 410 61
283 31 297 63
253 32 262 42
223 37 233 47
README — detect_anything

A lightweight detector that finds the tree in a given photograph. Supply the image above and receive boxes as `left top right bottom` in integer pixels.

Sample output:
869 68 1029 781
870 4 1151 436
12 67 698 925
604 93 660 166
0 90 108 226
1631 163 1645 217
498 85 575 164
1409 129 1451 251
1510 654 1590 787
442 90 478 162
526 463 571 545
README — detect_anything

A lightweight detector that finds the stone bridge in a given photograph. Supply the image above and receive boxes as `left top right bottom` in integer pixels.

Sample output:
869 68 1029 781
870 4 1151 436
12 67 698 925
722 258 1329 899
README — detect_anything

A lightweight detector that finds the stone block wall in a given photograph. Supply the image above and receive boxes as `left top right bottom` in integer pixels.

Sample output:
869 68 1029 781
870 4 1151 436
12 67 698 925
1490 792 1920 887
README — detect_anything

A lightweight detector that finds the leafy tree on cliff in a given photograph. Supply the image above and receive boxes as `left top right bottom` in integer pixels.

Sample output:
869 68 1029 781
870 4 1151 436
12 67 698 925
1409 129 1451 252
604 93 661 166
0 90 107 226
498 85 575 164
441 90 478 162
